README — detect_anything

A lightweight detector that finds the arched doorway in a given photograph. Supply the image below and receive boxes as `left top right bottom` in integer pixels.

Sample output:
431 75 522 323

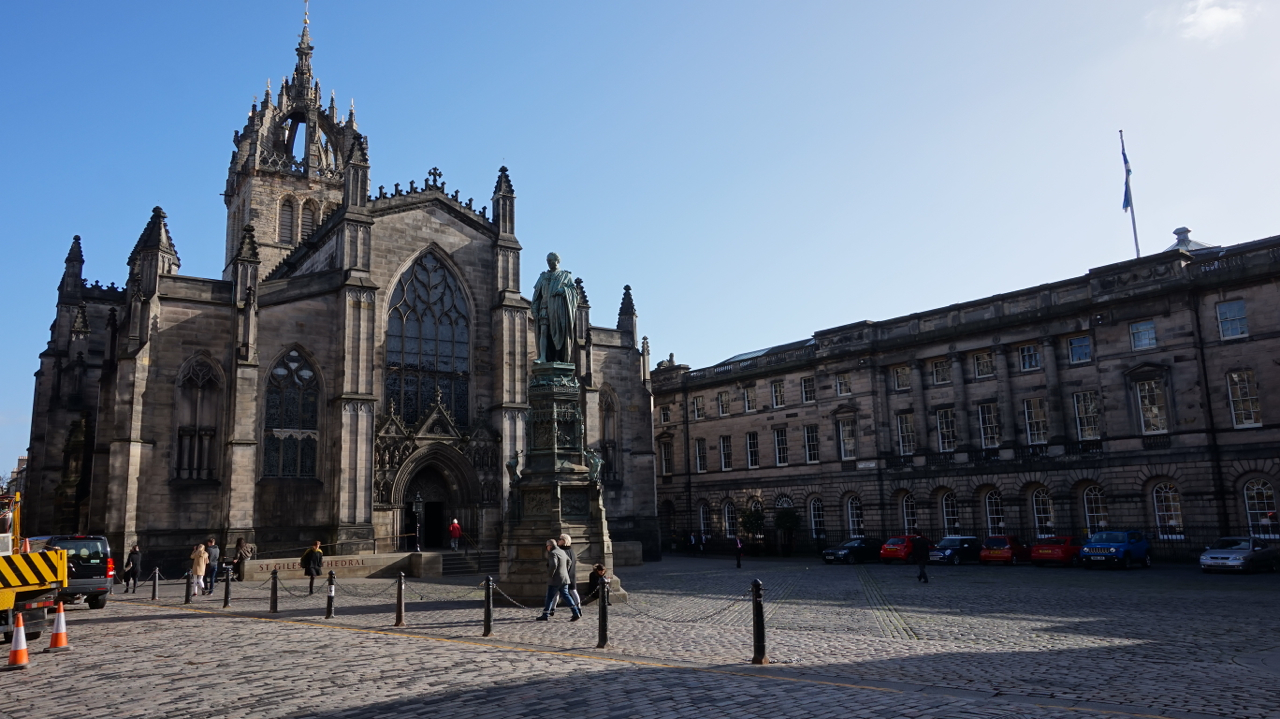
404 466 451 550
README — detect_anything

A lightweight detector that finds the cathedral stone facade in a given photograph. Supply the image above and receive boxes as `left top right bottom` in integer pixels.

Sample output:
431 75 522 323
23 21 659 567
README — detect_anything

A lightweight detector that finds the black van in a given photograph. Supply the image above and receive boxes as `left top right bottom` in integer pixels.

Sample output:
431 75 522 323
29 535 113 609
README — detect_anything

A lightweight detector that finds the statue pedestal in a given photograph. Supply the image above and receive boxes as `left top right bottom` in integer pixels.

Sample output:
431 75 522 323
499 362 627 604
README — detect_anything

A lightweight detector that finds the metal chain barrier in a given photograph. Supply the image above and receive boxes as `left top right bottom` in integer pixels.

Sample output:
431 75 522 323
615 591 751 625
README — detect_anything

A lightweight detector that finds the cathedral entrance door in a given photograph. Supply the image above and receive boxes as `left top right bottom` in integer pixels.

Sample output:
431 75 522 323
404 467 451 552
421 502 445 549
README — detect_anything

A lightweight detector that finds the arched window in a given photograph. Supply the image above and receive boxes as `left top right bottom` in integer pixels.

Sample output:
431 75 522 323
809 498 826 539
1152 482 1184 538
847 495 864 537
985 490 1005 536
176 359 220 481
300 202 316 240
775 494 793 509
902 493 918 534
263 350 319 478
749 499 763 515
278 198 295 245
1244 478 1278 538
385 252 471 427
723 502 737 538
940 491 960 536
1083 486 1108 535
599 389 618 481
699 503 712 535
1032 488 1054 538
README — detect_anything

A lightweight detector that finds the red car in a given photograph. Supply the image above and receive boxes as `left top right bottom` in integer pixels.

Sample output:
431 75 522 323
880 535 929 564
1031 536 1085 567
978 535 1031 565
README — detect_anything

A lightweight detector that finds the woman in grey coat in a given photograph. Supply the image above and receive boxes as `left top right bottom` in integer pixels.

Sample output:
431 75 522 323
536 539 581 622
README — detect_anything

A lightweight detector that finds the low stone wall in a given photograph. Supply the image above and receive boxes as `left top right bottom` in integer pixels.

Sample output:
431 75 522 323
613 541 644 567
243 552 442 581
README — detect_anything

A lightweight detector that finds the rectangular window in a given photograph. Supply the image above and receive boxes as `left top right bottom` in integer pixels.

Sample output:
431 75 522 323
660 441 673 475
1023 397 1049 445
1217 300 1249 339
773 428 789 466
1228 370 1261 428
717 391 731 416
801 376 816 403
1136 379 1168 434
691 396 705 420
1073 391 1101 440
744 387 756 412
838 419 856 460
771 380 786 408
835 373 851 396
719 435 733 470
936 408 957 451
1130 320 1157 350
1068 336 1092 364
978 403 1000 448
892 366 911 390
694 438 707 473
896 413 916 455
659 406 671 424
746 432 760 468
1019 344 1041 371
973 352 995 378
804 425 820 463
932 359 951 385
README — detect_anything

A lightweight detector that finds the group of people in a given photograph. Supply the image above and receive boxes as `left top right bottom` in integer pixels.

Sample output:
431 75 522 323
188 538 257 593
537 534 609 622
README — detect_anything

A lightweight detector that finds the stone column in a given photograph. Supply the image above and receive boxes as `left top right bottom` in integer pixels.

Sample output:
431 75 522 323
909 360 927 453
1040 337 1066 443
870 364 890 456
949 352 971 448
993 345 1017 446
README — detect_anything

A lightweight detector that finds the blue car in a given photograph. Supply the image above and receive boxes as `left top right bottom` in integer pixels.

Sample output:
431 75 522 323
1081 530 1153 569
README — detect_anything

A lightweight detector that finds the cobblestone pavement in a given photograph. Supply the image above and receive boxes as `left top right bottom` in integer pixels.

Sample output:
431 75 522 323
2 555 1277 719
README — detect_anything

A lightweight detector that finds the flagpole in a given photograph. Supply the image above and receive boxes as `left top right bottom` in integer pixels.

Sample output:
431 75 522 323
1120 130 1140 258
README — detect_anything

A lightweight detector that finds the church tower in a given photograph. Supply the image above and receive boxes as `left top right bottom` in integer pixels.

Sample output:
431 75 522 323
222 10 366 278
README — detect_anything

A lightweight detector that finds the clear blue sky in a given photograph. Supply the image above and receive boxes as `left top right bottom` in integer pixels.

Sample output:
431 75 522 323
1 1 1277 468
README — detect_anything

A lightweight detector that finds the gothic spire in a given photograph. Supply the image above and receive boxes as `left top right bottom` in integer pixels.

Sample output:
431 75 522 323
619 285 635 317
492 166 516 238
65 235 84 267
234 224 260 263
61 235 84 295
128 206 180 277
293 2 315 89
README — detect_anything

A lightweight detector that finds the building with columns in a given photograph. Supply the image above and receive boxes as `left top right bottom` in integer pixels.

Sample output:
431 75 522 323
653 228 1280 555
23 18 659 567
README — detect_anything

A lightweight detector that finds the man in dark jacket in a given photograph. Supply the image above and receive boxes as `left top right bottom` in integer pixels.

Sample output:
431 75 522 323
301 540 324 595
536 539 580 622
912 537 931 583
204 538 221 595
121 545 142 593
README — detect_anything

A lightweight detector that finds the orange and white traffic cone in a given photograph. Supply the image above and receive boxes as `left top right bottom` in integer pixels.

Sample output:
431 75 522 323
3 613 30 670
19 538 29 553
44 602 70 653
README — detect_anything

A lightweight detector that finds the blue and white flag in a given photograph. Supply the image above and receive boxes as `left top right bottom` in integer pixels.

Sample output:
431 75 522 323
1121 133 1133 212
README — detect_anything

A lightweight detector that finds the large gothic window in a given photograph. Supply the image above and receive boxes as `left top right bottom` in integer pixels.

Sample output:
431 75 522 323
176 358 221 481
263 350 319 479
385 252 471 427
278 198 295 245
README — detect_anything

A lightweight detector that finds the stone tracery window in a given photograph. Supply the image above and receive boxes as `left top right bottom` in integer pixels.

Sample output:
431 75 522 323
263 350 319 479
176 358 221 481
385 252 471 427
278 198 295 245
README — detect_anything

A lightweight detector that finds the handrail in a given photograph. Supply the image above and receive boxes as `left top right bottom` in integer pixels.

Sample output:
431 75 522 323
253 534 415 560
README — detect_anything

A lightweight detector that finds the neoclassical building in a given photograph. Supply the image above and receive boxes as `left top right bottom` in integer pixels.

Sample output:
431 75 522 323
654 228 1280 556
24 19 659 565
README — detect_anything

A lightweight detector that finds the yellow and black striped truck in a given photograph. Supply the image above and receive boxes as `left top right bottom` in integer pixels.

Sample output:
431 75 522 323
0 493 67 643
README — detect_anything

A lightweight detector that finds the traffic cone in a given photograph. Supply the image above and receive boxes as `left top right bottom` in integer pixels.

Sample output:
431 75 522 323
19 538 29 553
44 602 70 653
3 613 30 670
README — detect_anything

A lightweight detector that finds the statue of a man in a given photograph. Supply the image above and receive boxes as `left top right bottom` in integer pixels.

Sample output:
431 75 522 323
531 252 579 363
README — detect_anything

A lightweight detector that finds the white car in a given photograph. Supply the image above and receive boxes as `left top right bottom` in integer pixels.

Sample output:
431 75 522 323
1200 537 1279 574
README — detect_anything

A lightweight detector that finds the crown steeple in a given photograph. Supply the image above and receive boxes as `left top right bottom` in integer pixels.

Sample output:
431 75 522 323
293 2 314 88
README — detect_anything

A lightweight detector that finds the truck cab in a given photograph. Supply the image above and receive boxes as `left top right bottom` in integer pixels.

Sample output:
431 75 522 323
0 494 69 642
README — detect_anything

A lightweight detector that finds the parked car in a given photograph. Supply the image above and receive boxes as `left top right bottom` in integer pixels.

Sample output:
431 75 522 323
28 535 113 608
1031 536 1085 567
929 536 980 565
880 535 929 564
1081 530 1152 569
822 537 883 564
978 535 1031 565
1200 537 1280 573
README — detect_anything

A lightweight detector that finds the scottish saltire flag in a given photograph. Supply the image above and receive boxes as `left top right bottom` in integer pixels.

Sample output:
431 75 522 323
1121 134 1133 212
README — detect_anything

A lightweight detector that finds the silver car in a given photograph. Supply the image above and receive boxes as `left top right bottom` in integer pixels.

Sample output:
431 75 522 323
1200 537 1280 573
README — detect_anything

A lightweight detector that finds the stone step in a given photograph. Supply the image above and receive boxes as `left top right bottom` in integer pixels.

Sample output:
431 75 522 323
441 551 501 576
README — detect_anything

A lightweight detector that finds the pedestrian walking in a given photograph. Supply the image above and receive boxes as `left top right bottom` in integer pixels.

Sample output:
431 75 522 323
698 532 707 554
121 544 141 593
449 519 462 552
231 538 255 582
301 540 324 595
688 531 697 554
582 563 610 606
558 533 580 607
735 536 743 567
204 538 221 594
912 537 930 584
190 543 208 595
535 539 580 622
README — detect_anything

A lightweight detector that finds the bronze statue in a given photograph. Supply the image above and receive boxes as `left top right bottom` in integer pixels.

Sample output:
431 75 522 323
531 252 578 363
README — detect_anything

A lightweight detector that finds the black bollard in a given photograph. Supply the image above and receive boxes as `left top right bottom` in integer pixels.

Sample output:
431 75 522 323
596 578 610 649
223 567 232 608
325 570 336 619
482 575 493 637
394 572 406 628
750 578 768 665
269 570 279 614
150 567 159 601
184 572 193 605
